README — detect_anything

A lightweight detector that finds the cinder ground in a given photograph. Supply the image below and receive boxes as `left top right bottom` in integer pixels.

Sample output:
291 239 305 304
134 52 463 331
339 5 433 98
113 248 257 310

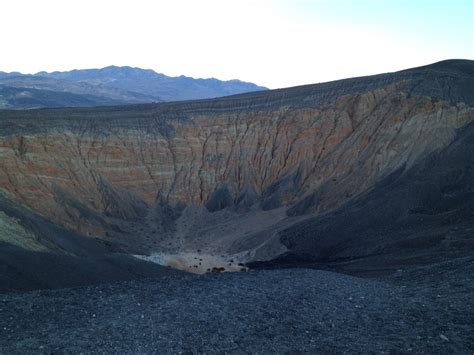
1 258 473 353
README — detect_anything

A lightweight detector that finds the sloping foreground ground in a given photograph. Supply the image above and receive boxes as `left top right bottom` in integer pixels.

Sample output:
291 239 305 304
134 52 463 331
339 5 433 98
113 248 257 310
0 242 183 292
1 263 473 353
0 196 183 292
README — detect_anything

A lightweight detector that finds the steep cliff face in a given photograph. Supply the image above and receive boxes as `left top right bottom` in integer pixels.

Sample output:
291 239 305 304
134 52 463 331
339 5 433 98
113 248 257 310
0 60 473 268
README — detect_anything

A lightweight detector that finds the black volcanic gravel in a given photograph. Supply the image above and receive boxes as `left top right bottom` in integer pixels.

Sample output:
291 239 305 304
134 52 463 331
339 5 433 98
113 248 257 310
1 265 473 353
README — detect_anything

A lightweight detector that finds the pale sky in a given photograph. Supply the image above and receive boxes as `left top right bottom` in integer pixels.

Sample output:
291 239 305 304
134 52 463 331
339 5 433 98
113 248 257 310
0 0 472 89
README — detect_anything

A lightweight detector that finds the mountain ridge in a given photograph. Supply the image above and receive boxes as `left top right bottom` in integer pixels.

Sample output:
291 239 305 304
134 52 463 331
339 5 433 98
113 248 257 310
0 65 267 109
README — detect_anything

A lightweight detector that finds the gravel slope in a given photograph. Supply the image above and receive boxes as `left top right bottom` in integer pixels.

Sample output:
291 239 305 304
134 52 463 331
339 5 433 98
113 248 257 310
1 263 472 353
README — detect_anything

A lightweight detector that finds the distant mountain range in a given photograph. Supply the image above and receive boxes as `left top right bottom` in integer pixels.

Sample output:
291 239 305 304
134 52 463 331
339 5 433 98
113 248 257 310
0 66 268 109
